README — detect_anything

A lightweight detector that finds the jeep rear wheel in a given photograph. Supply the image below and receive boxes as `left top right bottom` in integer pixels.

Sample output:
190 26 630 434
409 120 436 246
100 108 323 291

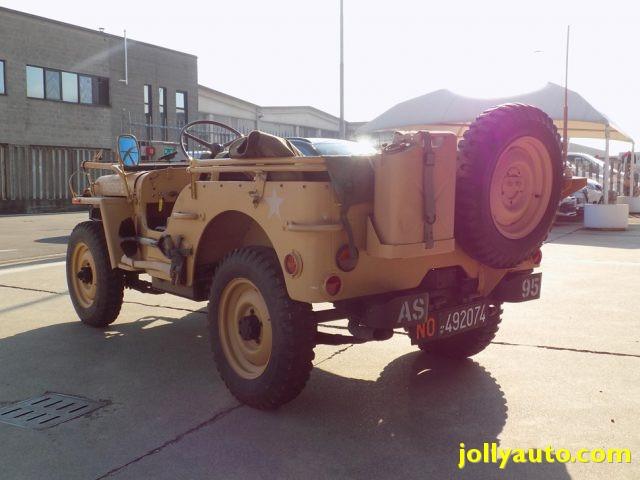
218 278 273 379
209 247 315 409
66 221 124 327
417 303 502 358
456 104 563 268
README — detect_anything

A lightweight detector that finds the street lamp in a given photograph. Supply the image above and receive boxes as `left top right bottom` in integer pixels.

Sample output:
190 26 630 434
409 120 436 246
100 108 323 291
562 26 570 166
339 0 345 139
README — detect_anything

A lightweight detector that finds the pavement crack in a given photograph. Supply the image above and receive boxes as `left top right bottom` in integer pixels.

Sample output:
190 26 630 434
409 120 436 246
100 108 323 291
492 341 640 358
314 344 354 366
0 283 63 295
95 404 243 479
319 324 408 336
124 300 205 314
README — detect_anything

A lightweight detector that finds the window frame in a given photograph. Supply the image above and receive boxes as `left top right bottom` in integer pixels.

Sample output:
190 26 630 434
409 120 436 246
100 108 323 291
61 71 79 103
78 75 94 104
26 65 45 99
0 59 6 95
176 90 188 127
144 84 153 140
45 69 62 101
159 86 168 141
25 64 110 107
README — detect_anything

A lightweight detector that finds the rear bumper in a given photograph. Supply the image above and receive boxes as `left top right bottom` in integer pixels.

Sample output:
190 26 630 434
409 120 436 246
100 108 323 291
493 271 542 303
346 271 541 331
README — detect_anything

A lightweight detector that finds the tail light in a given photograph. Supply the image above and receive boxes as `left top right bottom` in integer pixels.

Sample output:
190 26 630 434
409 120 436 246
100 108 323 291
144 146 156 157
324 275 342 296
531 249 542 265
335 244 358 272
283 251 302 277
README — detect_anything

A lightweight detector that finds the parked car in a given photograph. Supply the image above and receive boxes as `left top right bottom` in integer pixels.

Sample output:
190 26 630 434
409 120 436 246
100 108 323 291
557 196 579 219
567 152 619 182
583 178 604 203
573 178 604 211
288 137 378 156
557 178 603 219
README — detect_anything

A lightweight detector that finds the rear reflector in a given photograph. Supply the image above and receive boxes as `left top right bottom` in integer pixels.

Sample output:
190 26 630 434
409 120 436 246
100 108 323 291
284 251 302 277
324 275 342 296
335 244 358 272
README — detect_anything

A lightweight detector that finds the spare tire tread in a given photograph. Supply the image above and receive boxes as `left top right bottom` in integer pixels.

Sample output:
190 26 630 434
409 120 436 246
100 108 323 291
455 103 563 268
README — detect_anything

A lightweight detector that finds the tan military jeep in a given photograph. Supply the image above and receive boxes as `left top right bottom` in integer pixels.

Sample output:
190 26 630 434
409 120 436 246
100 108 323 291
67 104 581 409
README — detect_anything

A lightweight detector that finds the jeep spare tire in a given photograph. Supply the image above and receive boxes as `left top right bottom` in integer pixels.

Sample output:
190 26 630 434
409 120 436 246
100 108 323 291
455 104 563 268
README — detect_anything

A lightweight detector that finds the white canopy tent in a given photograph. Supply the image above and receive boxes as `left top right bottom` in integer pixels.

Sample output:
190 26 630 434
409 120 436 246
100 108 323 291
358 83 635 202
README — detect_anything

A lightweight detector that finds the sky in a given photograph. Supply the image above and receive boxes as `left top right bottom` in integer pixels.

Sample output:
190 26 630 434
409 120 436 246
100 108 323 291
2 0 638 153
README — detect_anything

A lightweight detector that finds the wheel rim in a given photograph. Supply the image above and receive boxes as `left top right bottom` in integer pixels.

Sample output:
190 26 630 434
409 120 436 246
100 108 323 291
489 136 553 239
218 278 272 380
71 241 97 308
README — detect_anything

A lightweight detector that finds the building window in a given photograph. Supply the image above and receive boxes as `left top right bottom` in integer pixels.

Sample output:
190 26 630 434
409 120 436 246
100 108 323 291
79 76 93 104
144 84 153 140
94 77 109 106
62 72 78 102
159 87 168 141
176 91 187 128
0 60 6 95
26 66 44 98
45 69 61 101
26 65 109 106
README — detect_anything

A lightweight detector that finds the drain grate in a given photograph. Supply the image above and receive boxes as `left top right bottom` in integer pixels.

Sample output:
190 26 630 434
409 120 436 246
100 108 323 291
0 393 105 430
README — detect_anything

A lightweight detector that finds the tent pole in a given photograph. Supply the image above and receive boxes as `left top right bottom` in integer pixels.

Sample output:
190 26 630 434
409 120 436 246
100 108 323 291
620 152 627 196
603 125 611 204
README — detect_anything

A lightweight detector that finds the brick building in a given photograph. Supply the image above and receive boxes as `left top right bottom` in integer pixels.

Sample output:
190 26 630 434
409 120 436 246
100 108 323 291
0 6 198 212
0 7 365 213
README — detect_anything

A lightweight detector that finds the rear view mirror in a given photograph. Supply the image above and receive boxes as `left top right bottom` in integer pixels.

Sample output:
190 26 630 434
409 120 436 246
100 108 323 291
118 134 140 166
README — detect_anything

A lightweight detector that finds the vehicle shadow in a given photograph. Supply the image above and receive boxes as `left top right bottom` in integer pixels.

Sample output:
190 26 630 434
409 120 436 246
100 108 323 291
0 313 569 480
34 235 70 244
276 352 571 480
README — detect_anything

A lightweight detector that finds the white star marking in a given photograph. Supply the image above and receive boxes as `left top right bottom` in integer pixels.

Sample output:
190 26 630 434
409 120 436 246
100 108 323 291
265 188 284 219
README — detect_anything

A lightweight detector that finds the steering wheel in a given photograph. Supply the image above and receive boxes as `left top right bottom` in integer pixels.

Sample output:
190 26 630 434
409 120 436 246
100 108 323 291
179 120 243 159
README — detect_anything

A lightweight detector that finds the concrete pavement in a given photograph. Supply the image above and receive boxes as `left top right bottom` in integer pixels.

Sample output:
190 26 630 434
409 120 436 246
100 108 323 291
0 213 638 479
0 211 87 265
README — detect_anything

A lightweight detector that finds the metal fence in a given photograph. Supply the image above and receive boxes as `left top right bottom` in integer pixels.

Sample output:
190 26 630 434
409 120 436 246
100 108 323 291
2 137 637 214
123 114 311 149
0 144 112 213
569 155 639 198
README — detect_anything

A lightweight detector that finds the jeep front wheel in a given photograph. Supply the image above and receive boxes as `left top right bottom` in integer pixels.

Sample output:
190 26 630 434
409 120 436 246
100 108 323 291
209 247 315 409
66 221 124 327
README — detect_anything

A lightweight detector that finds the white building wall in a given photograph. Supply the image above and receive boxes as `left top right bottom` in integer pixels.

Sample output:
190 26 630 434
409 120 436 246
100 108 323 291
198 86 345 138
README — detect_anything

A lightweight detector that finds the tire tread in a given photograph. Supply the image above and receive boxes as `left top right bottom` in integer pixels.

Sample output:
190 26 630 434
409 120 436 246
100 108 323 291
209 247 315 410
66 221 124 327
456 104 563 268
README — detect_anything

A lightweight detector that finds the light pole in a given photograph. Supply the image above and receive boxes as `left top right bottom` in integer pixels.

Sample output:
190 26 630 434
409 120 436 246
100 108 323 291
339 0 345 139
562 25 570 165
